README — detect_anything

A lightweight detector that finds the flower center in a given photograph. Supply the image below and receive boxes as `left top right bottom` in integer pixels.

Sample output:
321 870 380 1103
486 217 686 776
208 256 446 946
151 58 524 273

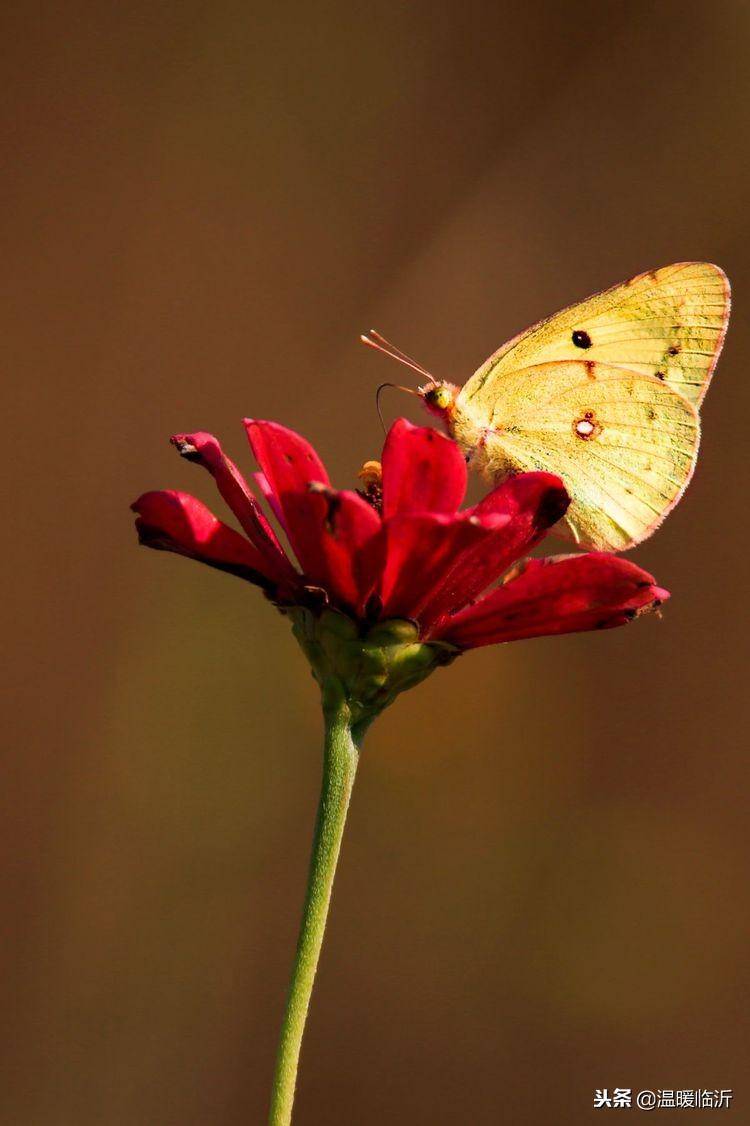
357 460 383 512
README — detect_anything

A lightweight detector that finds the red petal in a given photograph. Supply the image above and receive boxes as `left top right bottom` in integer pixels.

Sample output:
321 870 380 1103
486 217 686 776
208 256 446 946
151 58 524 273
244 420 333 571
253 471 286 529
437 554 669 648
299 487 382 610
381 418 467 518
420 473 570 630
170 431 297 587
372 512 506 621
132 490 280 587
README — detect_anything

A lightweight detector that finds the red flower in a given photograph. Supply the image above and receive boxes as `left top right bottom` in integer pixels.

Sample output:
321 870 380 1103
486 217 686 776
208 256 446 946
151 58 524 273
132 412 672 1126
132 418 667 649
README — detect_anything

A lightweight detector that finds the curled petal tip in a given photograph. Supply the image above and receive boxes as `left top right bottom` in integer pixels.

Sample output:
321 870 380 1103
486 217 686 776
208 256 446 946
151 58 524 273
170 434 200 460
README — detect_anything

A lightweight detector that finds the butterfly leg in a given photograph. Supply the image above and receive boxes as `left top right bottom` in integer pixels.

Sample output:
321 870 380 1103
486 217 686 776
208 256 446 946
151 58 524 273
565 516 582 545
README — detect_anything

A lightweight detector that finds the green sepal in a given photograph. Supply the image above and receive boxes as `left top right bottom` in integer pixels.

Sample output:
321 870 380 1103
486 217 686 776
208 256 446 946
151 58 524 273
287 607 459 732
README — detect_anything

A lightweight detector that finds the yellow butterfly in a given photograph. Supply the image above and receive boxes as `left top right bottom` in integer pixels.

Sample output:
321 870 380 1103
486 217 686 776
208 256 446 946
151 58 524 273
363 262 730 552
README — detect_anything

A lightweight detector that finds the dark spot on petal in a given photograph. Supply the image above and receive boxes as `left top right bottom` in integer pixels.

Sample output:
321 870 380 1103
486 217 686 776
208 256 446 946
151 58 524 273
533 485 570 531
308 482 342 533
572 330 592 349
323 493 341 533
284 453 294 463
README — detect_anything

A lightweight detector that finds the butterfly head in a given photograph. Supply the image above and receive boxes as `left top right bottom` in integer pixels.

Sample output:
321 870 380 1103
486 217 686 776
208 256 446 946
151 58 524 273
419 380 459 421
360 330 460 428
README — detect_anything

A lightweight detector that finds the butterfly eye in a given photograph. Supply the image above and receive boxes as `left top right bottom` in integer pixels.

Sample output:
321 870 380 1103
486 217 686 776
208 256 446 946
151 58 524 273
425 385 450 409
572 330 592 349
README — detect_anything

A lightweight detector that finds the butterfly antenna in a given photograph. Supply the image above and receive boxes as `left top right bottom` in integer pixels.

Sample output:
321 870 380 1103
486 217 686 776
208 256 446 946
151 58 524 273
360 329 435 382
366 330 433 376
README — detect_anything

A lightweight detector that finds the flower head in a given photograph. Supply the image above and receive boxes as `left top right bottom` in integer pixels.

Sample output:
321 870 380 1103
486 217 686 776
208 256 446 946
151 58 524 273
133 418 667 725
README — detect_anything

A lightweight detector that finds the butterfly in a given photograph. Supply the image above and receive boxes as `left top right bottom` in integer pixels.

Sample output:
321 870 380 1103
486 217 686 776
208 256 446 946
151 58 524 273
362 262 730 552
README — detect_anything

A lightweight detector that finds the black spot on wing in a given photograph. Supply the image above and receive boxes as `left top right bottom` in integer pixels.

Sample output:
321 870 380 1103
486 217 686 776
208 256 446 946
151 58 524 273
572 330 592 349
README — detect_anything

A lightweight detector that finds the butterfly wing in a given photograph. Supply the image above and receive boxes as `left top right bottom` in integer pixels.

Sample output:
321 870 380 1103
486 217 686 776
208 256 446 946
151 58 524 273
461 262 729 408
471 360 700 552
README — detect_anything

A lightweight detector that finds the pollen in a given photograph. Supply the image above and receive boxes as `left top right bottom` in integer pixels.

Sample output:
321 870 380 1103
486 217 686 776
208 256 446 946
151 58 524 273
357 459 383 512
358 460 382 487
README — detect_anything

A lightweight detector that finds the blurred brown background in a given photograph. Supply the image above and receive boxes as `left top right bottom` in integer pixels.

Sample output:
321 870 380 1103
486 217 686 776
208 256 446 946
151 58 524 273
2 1 749 1122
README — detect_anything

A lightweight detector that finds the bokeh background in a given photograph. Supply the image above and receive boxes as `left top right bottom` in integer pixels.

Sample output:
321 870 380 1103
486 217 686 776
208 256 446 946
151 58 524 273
3 1 749 1122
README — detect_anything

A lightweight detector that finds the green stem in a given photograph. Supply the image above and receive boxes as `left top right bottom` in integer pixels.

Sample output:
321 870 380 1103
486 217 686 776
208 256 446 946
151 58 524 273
268 692 360 1126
